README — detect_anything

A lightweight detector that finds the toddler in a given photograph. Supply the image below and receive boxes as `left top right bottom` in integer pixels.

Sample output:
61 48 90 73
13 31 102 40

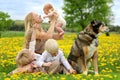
37 39 76 74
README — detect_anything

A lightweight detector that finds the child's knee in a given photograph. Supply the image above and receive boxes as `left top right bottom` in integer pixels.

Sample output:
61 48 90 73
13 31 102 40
52 60 60 66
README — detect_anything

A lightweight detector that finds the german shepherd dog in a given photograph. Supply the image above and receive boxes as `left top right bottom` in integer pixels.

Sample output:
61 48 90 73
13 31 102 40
68 20 109 75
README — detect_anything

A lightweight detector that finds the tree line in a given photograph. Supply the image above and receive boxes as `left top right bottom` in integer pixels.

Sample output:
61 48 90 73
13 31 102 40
0 0 120 33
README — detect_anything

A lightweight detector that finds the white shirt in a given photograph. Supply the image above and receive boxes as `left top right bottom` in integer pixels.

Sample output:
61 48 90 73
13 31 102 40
37 50 71 70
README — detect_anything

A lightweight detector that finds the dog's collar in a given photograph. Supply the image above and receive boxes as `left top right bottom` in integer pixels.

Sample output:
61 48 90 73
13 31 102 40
84 32 97 39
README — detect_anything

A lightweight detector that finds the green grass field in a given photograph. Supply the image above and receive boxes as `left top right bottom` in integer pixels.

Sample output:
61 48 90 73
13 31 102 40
0 31 120 80
0 31 24 38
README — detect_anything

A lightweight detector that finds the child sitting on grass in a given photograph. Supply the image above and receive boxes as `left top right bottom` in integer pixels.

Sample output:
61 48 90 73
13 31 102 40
37 39 76 74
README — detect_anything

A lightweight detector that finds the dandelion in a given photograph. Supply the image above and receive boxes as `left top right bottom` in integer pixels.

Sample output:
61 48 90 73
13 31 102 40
0 33 120 79
4 78 11 80
61 77 66 80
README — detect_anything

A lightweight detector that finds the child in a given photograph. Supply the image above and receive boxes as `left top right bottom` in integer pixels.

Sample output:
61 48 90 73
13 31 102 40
37 39 76 74
8 28 45 75
7 49 41 75
43 3 66 39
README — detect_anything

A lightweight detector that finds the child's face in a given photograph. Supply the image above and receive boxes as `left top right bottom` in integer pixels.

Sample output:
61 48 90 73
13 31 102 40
23 51 38 73
23 62 37 73
51 52 58 57
44 9 49 15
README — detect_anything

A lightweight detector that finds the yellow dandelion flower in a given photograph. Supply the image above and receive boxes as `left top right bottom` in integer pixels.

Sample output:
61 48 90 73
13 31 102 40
61 77 66 80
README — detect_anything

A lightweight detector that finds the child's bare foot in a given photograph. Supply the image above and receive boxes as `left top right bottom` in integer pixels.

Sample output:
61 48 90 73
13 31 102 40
58 34 63 39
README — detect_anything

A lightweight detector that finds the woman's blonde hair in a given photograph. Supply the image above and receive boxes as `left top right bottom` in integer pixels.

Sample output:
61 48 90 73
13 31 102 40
16 49 31 67
25 12 35 32
24 12 34 48
45 39 59 54
24 12 36 49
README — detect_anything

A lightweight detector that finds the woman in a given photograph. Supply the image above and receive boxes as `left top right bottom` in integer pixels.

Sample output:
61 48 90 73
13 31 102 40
24 12 60 55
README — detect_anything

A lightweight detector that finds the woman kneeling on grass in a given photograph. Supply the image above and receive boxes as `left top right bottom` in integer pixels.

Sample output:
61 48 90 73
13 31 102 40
8 11 63 75
24 11 61 55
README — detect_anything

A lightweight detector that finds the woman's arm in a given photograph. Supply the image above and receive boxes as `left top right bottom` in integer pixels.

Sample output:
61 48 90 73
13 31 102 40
52 33 62 40
31 28 36 41
44 11 54 18
36 18 56 40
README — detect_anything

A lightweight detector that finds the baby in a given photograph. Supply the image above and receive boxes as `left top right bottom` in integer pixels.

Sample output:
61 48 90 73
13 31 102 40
43 3 66 39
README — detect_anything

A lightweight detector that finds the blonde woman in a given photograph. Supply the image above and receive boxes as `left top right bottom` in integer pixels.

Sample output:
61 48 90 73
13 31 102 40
24 12 60 55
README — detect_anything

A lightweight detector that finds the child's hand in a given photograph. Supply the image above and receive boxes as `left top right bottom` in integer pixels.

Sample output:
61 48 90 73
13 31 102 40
43 16 47 19
43 62 52 67
69 68 76 74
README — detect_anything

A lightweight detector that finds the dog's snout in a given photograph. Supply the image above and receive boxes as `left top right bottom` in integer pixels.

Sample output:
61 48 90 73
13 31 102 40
105 26 110 32
107 28 110 32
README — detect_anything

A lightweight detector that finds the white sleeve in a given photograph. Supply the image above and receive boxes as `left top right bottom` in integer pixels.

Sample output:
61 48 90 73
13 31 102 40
59 50 71 70
36 51 47 67
29 40 36 53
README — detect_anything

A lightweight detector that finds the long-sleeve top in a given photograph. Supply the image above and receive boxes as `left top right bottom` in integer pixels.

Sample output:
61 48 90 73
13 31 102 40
29 40 41 64
36 50 72 70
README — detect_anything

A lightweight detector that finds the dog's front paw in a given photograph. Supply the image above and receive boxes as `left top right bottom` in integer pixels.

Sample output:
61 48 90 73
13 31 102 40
95 71 99 75
82 70 88 75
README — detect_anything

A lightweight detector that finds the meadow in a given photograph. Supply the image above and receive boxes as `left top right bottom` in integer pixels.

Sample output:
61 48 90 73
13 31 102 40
0 31 120 80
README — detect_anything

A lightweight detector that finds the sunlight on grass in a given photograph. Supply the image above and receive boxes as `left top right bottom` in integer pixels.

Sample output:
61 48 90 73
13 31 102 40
0 33 120 80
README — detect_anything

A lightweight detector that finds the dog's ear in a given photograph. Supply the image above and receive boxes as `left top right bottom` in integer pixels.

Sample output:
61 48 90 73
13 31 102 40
91 20 95 25
91 20 102 27
91 20 103 34
91 20 97 27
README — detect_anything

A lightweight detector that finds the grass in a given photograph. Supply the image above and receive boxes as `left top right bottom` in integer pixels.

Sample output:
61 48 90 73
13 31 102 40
0 31 24 38
0 31 120 80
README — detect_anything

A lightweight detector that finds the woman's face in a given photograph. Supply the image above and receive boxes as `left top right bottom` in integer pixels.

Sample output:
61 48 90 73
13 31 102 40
33 13 43 23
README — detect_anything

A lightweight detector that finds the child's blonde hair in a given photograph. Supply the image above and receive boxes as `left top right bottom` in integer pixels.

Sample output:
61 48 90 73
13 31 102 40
45 39 59 54
43 3 54 12
16 49 31 67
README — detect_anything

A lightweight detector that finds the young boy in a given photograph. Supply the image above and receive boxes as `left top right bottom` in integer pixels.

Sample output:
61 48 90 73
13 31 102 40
37 39 76 74
43 3 66 39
